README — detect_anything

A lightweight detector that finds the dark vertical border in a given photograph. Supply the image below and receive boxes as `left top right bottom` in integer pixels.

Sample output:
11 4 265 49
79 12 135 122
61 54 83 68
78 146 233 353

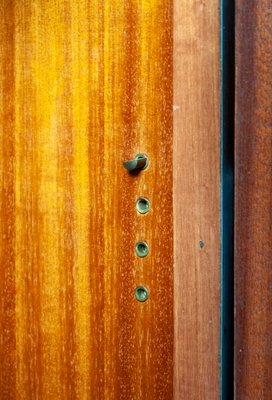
220 1 235 399
235 1 272 397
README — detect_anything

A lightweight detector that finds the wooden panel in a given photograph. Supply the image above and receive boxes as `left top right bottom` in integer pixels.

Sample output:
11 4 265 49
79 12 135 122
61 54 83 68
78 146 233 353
173 1 220 399
235 1 272 398
0 1 173 399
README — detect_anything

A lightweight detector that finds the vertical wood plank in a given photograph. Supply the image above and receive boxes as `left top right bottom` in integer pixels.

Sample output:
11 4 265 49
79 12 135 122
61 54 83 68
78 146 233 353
0 1 16 398
173 1 220 398
0 0 173 398
103 1 173 398
235 1 272 398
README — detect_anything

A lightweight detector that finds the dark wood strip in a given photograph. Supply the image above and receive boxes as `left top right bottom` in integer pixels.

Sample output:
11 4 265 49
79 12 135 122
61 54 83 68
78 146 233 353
235 1 272 398
16 2 43 397
0 1 16 398
103 0 173 398
117 1 140 397
148 3 173 398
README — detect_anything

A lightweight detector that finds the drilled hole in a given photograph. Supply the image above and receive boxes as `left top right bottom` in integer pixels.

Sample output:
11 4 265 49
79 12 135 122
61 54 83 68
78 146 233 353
134 286 149 302
136 197 150 214
135 241 149 258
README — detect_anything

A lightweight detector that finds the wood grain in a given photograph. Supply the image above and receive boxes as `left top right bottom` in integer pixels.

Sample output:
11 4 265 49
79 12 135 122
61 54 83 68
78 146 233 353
235 1 272 398
0 1 173 399
173 1 220 399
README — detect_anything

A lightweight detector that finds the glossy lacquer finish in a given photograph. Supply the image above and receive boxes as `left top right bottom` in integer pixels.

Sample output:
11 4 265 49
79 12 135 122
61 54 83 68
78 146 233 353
0 1 173 398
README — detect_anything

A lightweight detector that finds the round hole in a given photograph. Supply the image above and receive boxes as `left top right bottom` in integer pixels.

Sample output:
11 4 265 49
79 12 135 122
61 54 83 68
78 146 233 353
135 241 149 258
135 286 149 302
136 197 150 214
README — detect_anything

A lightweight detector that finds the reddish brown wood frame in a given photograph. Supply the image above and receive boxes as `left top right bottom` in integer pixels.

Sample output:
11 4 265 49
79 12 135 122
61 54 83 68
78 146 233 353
235 1 272 398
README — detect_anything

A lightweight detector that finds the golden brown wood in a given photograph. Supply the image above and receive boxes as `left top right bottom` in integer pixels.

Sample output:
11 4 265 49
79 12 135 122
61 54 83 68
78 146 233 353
0 1 173 398
0 2 16 398
173 1 220 399
235 1 272 398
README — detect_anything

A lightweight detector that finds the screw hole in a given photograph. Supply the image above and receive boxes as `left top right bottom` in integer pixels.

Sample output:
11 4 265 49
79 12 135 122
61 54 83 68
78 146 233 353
136 197 150 214
135 241 149 257
135 286 149 302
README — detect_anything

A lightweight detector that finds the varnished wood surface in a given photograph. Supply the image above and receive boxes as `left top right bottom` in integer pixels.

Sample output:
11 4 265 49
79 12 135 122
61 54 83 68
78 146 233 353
235 1 272 398
173 1 220 399
0 1 173 399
